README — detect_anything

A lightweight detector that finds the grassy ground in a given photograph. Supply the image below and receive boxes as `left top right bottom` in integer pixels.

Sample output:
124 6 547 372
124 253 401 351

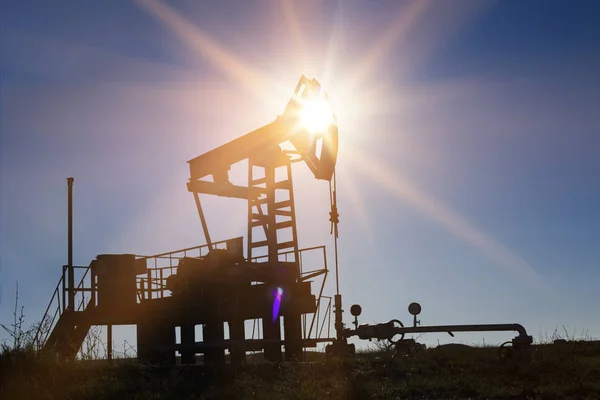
2 342 600 400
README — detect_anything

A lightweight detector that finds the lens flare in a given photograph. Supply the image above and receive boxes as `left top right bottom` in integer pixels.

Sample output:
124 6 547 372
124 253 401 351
272 287 284 322
299 98 334 133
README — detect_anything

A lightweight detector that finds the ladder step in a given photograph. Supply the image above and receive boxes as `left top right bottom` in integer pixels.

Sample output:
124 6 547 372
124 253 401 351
254 187 268 195
277 241 296 250
274 200 292 209
252 197 268 205
250 240 269 248
249 181 289 191
250 213 268 222
251 219 294 229
275 180 292 189
250 240 296 250
251 177 266 185
274 209 293 217
251 198 293 208
275 220 294 230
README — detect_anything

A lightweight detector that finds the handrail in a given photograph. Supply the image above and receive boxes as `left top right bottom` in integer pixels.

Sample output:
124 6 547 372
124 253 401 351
33 264 94 350
134 241 331 344
135 238 236 260
32 275 64 349
41 306 61 347
248 245 326 263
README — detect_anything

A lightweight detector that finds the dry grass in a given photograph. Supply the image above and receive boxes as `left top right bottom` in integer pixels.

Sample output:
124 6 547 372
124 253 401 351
2 285 599 399
2 340 600 400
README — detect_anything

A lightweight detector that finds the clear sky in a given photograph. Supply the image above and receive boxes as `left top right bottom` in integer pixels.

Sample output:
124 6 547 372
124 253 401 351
1 0 599 350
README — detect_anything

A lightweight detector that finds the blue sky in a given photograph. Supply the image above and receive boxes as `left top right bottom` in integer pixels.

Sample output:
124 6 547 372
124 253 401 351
1 0 599 350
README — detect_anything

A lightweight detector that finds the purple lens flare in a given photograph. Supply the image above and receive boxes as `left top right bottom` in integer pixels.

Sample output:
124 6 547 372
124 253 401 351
272 287 284 322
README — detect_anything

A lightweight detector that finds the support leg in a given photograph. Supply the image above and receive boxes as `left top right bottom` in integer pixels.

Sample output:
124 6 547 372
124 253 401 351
181 324 195 364
263 314 282 362
107 324 113 361
229 319 246 365
284 310 303 361
203 322 225 366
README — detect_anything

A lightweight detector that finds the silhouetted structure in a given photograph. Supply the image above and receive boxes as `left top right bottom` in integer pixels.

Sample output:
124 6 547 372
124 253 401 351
34 76 339 365
33 76 534 365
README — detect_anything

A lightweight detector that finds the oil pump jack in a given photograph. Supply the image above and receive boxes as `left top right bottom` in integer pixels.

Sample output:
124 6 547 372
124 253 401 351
34 76 532 365
34 76 348 364
180 75 346 362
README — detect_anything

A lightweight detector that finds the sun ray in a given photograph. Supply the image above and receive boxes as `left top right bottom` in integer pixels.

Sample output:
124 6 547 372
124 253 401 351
321 0 346 87
344 0 432 92
134 0 282 104
343 0 491 99
280 0 310 72
346 146 549 292
335 162 374 245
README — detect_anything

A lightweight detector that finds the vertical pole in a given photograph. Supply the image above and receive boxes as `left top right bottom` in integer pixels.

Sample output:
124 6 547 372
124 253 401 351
90 268 96 307
330 172 344 341
107 324 113 361
67 177 74 311
159 269 164 298
61 265 66 314
334 294 343 341
247 159 253 260
147 269 152 300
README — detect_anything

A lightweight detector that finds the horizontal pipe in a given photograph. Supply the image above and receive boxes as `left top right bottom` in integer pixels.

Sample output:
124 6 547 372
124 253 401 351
393 323 530 338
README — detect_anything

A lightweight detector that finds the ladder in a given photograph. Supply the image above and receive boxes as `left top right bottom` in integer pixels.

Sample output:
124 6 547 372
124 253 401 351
247 158 299 266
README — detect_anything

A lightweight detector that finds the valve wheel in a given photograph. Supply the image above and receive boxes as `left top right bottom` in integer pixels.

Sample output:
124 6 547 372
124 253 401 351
498 341 514 363
388 319 405 344
499 340 533 364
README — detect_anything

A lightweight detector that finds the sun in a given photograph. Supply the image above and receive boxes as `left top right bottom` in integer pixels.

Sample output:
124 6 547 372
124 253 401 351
299 97 335 134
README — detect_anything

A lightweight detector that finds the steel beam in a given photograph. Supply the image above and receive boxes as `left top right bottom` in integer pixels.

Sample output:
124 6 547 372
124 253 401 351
188 120 286 181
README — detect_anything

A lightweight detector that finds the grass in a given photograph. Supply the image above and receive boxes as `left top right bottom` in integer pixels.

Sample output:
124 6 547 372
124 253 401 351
2 341 600 400
2 286 598 399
